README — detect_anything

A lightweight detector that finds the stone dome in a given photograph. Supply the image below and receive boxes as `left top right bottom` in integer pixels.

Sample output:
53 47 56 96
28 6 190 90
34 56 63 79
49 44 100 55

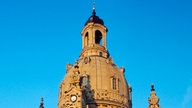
59 56 132 107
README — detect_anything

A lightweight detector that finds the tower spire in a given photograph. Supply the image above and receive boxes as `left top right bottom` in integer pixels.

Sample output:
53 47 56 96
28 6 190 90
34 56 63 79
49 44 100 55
92 2 96 15
39 98 44 108
148 84 160 108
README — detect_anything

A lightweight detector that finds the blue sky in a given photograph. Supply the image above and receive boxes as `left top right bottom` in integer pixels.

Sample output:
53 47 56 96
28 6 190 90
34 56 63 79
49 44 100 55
0 0 192 108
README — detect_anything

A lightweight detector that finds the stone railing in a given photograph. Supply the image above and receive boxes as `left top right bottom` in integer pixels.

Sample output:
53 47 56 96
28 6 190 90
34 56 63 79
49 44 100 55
94 90 128 105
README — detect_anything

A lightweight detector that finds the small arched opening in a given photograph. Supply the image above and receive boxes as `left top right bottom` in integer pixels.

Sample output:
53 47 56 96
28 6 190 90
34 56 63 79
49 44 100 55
85 32 89 46
95 30 102 45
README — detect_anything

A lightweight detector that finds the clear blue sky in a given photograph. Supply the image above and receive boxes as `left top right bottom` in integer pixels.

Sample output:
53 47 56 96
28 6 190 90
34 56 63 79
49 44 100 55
0 0 192 108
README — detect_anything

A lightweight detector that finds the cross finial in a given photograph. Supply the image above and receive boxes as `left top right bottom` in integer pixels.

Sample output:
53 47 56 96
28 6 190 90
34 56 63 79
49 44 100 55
92 2 96 15
92 2 96 11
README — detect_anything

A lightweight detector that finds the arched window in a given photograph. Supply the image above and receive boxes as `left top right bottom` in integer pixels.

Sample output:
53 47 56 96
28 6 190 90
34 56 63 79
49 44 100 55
85 32 89 46
95 30 102 45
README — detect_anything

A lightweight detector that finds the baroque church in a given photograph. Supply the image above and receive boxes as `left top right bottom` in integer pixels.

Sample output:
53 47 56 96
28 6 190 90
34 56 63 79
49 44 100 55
39 5 161 108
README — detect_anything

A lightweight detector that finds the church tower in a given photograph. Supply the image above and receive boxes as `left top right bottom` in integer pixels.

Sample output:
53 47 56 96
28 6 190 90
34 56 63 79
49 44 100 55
58 6 132 108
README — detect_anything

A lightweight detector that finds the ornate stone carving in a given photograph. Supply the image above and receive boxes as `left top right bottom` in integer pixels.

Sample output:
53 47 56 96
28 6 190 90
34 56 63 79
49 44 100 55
94 90 128 105
70 66 80 88
106 57 113 64
148 84 160 108
66 63 73 71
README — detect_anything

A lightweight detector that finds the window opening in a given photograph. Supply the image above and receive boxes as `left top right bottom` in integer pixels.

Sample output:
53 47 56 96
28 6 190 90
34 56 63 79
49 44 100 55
112 78 117 90
99 52 102 56
85 32 89 46
95 30 102 45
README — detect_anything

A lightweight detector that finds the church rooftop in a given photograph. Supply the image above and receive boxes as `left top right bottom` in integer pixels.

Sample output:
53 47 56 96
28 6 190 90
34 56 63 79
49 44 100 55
84 6 104 26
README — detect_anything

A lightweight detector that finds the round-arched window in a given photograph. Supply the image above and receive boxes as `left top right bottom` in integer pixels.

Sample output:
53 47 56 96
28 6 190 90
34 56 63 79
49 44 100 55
95 30 102 45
